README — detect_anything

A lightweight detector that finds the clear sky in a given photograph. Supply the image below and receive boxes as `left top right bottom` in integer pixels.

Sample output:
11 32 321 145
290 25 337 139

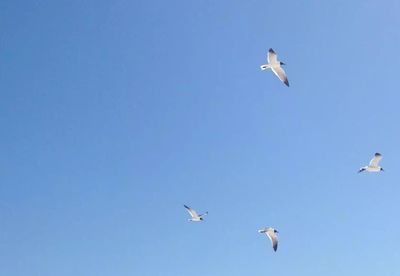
1 0 400 275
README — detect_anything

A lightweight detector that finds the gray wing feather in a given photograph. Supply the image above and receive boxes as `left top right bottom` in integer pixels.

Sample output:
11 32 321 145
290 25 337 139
266 230 278 252
369 153 382 167
184 205 199 218
268 48 278 64
271 66 289 87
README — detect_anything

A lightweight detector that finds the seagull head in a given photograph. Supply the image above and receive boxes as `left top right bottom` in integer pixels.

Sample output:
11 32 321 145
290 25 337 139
380 167 385 172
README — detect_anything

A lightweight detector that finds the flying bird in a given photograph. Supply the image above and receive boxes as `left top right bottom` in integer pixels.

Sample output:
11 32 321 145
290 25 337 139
358 153 384 173
184 205 208 222
260 48 289 87
258 227 279 252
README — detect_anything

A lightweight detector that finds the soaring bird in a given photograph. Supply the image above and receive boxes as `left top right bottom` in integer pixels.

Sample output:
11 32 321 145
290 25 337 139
358 153 384 173
184 205 208 222
258 227 279 252
260 48 289 87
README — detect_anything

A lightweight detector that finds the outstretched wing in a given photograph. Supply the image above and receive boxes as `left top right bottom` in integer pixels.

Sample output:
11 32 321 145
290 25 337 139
369 153 382 167
271 66 289 87
198 211 208 217
267 48 278 64
184 205 199 218
266 229 278 252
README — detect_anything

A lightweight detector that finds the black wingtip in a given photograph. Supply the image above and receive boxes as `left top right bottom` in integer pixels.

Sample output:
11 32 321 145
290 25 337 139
183 205 189 209
375 152 382 156
273 245 278 252
269 48 275 54
284 79 289 87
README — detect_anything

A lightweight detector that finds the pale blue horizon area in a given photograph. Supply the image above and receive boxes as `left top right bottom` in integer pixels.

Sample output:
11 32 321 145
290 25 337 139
1 1 400 275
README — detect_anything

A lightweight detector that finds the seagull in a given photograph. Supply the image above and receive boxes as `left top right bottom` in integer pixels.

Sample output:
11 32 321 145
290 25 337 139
358 153 384 173
258 227 279 252
184 205 208 222
260 48 289 87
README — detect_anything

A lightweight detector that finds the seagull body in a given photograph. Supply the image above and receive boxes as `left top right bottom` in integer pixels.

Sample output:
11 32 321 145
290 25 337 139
359 153 384 173
260 48 289 87
184 205 208 222
258 227 279 252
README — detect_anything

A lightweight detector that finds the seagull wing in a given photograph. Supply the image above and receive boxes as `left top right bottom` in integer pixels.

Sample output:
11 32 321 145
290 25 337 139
266 229 278 252
369 153 382 167
271 66 289 87
267 48 278 64
184 205 199 218
198 211 208 217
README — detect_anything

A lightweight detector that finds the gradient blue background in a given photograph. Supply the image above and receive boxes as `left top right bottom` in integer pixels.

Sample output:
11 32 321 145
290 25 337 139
1 0 400 275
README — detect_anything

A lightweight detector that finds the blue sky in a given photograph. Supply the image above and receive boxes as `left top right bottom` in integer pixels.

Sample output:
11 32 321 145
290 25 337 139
1 0 400 275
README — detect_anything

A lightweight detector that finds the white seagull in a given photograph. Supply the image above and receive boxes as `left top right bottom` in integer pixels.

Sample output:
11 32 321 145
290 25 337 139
358 153 384 173
260 48 289 87
258 227 279 252
184 205 208 222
